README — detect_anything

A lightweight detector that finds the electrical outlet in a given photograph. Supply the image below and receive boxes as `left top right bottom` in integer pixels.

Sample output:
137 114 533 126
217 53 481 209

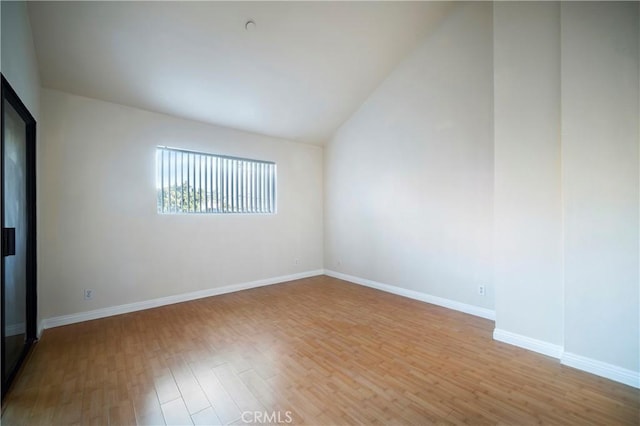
478 285 486 296
84 289 94 300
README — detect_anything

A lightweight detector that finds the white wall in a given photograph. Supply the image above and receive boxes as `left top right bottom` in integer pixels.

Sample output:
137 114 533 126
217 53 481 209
39 89 323 320
561 2 639 373
1 0 40 119
325 2 494 309
493 3 564 347
493 1 639 382
327 0 638 384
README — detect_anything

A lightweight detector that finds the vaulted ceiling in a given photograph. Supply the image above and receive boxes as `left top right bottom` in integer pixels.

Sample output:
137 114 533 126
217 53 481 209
28 1 452 145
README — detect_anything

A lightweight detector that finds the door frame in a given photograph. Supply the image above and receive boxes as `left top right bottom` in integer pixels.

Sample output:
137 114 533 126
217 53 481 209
1 74 37 400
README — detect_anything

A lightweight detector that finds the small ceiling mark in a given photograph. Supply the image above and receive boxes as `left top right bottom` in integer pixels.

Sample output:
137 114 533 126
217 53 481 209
245 20 256 31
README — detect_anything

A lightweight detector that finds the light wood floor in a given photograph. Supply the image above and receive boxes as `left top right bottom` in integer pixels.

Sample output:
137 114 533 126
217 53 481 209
2 276 638 425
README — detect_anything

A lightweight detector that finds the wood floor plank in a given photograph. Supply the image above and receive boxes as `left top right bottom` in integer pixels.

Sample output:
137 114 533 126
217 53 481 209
190 363 242 425
2 276 638 425
153 369 182 405
132 391 165 426
168 356 211 415
191 406 222 426
213 363 265 414
238 368 279 409
160 398 192 426
107 400 136 426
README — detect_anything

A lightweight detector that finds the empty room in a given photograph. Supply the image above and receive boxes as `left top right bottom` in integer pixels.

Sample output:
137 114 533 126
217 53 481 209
1 1 639 425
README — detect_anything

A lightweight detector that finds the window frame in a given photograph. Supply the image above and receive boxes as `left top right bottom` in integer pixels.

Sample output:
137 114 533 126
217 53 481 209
156 146 277 215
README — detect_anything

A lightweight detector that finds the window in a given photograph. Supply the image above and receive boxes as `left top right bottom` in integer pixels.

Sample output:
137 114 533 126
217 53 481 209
156 146 276 214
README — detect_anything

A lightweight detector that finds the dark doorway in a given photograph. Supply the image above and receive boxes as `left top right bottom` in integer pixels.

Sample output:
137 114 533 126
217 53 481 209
1 74 37 400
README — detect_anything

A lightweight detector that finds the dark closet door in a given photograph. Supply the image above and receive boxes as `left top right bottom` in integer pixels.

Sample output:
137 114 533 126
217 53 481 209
1 75 37 400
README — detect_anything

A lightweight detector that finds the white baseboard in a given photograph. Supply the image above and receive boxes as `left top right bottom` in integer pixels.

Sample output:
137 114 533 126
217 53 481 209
37 268 639 390
562 352 640 389
493 328 564 359
493 328 639 389
324 269 495 320
41 270 324 331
